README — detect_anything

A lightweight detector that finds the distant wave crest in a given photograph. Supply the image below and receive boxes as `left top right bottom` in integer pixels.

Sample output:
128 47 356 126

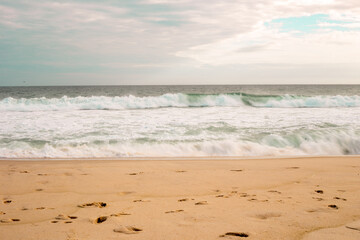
1 93 360 111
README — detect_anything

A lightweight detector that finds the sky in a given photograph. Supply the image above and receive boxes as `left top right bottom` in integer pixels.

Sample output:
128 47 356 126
0 0 360 86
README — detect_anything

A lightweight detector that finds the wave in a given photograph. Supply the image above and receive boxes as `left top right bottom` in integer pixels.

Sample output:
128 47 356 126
1 129 359 158
1 93 360 111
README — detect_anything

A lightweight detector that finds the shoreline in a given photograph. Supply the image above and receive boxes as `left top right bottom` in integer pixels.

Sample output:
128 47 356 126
1 156 360 239
1 154 360 162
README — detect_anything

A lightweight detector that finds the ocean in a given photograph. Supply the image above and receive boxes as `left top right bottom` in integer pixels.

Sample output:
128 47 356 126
0 85 359 158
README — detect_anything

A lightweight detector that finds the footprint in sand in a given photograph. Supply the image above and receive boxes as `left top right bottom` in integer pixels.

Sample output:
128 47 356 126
175 170 187 173
20 170 29 173
94 216 107 224
178 198 189 202
165 210 184 214
0 219 12 223
36 188 43 192
55 214 78 221
3 200 12 204
230 169 243 172
216 194 227 198
94 213 131 224
286 167 299 169
334 197 347 201
328 204 339 209
110 212 131 217
0 211 5 215
239 193 249 197
312 197 324 201
128 172 143 176
55 214 69 220
133 199 150 203
268 190 281 194
113 225 142 234
37 173 48 176
248 198 268 202
254 212 281 220
78 202 107 208
306 208 328 213
219 232 249 238
315 190 324 194
195 201 208 205
0 219 20 223
118 191 135 196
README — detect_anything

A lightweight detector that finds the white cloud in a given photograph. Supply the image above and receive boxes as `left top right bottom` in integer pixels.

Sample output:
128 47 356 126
1 0 360 84
173 0 360 66
0 5 26 28
318 22 360 28
275 0 336 6
176 27 360 65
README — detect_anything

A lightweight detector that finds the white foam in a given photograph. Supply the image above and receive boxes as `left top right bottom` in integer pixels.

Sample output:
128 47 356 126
251 94 360 108
1 94 360 112
1 93 360 158
1 132 359 158
0 94 244 112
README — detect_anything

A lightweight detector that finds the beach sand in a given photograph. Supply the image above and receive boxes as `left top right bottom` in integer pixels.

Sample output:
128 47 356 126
0 156 359 240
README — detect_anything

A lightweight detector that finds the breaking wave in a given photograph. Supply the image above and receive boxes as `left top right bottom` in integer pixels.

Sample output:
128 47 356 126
1 93 360 112
1 129 360 158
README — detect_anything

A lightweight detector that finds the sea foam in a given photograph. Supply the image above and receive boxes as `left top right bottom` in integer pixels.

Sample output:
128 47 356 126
1 129 359 158
1 93 360 111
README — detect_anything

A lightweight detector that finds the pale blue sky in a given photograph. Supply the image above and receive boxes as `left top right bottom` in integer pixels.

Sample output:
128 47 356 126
0 0 360 86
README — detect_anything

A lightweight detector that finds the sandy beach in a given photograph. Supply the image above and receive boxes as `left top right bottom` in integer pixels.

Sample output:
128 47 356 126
0 156 360 240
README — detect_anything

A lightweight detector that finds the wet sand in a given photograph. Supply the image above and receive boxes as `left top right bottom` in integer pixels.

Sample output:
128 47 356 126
0 156 360 240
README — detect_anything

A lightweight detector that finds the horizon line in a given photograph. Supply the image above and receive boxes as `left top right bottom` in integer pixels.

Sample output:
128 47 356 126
1 83 360 87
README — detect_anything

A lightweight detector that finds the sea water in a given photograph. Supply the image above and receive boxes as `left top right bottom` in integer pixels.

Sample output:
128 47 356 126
0 85 359 158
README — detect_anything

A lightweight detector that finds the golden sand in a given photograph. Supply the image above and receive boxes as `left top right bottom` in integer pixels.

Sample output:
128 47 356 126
0 156 360 239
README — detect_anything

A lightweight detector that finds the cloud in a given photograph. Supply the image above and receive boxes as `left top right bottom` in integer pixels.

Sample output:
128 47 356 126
0 4 26 28
318 22 360 28
0 0 360 85
275 0 337 6
174 1 360 66
176 26 360 66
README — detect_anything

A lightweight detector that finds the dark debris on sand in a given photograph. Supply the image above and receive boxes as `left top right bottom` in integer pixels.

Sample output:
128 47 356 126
220 232 249 238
